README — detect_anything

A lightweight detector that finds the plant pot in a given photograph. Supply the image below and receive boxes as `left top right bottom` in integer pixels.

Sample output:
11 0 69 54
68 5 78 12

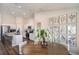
40 38 48 48
41 41 48 48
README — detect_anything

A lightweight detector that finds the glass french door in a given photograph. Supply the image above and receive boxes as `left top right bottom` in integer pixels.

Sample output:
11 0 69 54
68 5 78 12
59 14 67 45
67 12 77 51
53 17 60 43
48 12 77 49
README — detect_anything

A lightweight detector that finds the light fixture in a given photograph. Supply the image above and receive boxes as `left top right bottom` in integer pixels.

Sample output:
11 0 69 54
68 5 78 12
18 6 22 8
11 11 15 15
23 13 26 16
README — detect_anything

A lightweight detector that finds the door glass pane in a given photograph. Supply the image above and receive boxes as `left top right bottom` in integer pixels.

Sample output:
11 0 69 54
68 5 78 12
60 15 67 45
67 12 77 47
68 24 77 47
53 16 60 43
53 26 60 43
60 25 67 45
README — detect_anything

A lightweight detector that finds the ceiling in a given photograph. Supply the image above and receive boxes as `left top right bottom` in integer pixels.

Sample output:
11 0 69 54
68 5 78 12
0 3 79 18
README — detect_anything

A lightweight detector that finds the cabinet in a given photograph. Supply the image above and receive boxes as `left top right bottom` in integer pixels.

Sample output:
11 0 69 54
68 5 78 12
12 35 23 46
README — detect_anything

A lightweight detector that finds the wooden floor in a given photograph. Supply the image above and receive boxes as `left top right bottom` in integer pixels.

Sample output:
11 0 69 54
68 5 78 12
3 42 19 55
0 40 19 55
22 40 70 55
0 40 70 55
0 41 7 55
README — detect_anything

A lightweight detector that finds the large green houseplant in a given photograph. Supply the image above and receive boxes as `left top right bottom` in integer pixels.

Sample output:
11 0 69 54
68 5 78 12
36 28 51 47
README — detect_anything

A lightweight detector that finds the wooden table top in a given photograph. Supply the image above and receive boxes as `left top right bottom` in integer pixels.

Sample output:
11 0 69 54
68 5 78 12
22 41 69 55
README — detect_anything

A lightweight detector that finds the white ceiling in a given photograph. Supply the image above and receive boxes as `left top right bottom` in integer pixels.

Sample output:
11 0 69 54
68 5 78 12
0 3 79 18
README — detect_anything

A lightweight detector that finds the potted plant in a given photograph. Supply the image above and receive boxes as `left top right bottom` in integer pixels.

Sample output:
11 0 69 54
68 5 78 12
36 28 50 48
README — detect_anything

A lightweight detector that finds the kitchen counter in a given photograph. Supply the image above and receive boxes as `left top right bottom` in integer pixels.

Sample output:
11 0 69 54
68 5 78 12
5 32 16 36
4 32 27 54
4 32 23 46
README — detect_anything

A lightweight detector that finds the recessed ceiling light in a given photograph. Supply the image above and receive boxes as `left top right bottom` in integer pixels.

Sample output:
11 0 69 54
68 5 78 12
11 11 15 14
23 13 26 16
18 6 22 8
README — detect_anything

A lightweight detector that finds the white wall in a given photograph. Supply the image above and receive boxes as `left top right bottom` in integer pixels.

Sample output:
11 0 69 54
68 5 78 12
24 18 34 29
16 17 24 36
2 13 16 29
23 17 35 37
0 12 26 37
35 13 48 29
0 12 27 39
0 13 1 40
